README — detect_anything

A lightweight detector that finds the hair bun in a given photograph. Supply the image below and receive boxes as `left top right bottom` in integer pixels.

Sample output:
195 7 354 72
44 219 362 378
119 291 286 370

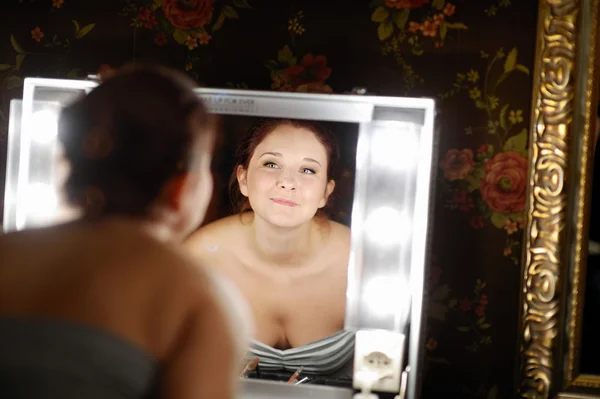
56 65 210 217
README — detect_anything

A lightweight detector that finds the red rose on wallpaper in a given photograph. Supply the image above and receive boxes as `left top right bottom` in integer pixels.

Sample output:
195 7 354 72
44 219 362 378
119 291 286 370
282 54 332 87
162 0 215 30
384 0 429 9
480 152 527 213
439 149 474 180
296 82 333 94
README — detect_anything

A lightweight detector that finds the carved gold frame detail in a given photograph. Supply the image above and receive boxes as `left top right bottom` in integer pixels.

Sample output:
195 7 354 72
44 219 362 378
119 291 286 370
519 0 600 398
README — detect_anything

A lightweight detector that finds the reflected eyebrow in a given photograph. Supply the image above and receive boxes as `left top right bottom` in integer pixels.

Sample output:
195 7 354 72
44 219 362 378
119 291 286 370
303 158 321 166
259 152 322 167
259 152 281 158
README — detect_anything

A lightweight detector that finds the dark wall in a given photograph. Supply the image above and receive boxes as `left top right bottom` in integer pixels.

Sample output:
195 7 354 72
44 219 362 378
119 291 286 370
0 0 539 397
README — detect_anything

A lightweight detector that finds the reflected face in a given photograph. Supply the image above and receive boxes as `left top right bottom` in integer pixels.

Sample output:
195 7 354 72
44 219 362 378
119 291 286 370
238 124 334 228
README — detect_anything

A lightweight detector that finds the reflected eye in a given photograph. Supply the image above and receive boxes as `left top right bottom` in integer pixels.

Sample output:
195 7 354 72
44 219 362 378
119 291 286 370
263 161 278 168
301 168 316 174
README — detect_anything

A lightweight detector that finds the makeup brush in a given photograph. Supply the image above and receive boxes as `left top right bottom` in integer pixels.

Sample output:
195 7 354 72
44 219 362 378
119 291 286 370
287 366 304 384
240 357 260 378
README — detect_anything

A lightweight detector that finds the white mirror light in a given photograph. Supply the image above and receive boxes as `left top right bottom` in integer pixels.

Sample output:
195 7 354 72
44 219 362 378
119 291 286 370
30 110 59 144
15 105 62 230
23 182 58 225
6 80 94 232
3 99 23 232
346 118 433 398
362 276 410 320
364 206 411 247
370 124 419 171
7 79 435 399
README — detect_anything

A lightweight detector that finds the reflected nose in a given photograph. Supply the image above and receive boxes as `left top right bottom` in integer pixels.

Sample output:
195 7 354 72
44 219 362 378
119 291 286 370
277 172 296 191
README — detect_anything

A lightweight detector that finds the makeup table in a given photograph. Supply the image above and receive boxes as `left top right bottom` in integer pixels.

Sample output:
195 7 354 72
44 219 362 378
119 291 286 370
239 379 353 399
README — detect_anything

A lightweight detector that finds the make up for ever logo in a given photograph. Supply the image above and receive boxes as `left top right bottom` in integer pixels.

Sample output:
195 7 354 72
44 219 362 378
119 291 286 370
202 95 257 114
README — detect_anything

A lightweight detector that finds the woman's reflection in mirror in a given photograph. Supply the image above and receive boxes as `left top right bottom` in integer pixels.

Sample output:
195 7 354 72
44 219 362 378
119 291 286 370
185 119 356 385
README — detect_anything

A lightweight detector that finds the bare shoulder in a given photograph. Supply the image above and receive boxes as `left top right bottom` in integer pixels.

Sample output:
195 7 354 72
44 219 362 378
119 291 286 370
104 221 248 316
183 214 247 260
0 220 218 314
70 220 216 290
100 226 238 320
97 222 213 286
110 227 253 377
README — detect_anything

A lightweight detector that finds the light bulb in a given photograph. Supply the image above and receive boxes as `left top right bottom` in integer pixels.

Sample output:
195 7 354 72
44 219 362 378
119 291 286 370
371 124 419 171
362 276 409 319
364 206 411 246
25 183 58 223
31 110 59 144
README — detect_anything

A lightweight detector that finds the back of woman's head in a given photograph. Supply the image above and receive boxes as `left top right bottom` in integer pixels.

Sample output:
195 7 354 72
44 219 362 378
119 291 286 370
58 65 210 217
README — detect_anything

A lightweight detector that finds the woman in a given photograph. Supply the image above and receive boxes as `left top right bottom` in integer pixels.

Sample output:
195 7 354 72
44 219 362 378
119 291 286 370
0 66 251 398
185 119 354 382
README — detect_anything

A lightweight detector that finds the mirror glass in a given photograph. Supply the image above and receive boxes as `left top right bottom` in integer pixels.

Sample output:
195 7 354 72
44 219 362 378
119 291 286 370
186 115 359 387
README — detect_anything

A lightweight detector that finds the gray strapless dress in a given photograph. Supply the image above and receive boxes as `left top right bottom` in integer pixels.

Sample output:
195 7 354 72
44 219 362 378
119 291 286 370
248 329 355 381
0 317 159 399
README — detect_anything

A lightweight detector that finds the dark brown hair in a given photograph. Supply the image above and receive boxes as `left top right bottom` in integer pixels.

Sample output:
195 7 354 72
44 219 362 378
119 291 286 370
58 64 211 217
229 118 340 214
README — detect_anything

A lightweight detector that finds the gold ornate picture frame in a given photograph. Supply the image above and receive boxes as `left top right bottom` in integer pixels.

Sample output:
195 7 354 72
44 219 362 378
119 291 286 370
518 0 600 398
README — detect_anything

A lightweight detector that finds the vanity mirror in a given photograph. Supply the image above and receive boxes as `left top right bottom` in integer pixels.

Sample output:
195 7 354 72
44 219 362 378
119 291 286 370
3 79 437 399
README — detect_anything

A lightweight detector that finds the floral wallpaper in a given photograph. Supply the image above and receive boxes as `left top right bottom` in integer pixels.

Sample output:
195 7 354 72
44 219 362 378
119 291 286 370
0 0 539 397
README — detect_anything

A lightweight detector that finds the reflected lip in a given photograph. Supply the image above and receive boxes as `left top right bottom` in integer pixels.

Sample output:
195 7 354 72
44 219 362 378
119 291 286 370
270 197 298 207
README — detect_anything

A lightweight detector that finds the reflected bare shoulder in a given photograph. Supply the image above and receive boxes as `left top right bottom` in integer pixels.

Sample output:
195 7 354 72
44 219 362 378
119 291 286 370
328 220 351 249
184 215 246 263
310 219 351 275
326 220 351 275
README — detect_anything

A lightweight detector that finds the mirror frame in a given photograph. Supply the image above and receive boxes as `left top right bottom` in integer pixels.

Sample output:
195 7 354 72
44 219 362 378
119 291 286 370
518 0 600 398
